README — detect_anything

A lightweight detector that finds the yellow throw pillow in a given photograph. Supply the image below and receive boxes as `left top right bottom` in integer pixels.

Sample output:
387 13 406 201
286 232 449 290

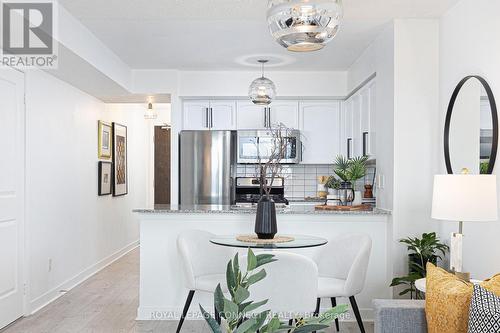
425 263 473 333
482 273 500 294
425 265 500 333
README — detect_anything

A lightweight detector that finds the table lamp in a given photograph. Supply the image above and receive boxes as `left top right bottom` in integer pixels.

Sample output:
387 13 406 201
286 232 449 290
432 171 497 275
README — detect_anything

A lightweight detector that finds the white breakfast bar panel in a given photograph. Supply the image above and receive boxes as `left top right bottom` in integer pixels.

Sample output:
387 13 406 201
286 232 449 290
134 206 392 321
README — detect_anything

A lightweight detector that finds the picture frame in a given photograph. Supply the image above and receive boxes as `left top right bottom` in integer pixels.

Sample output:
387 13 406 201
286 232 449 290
112 122 128 196
98 121 112 159
98 161 112 196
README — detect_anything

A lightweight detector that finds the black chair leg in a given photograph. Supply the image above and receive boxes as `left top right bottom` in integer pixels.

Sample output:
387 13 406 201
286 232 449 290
314 298 321 316
349 296 365 333
330 297 340 332
176 290 195 333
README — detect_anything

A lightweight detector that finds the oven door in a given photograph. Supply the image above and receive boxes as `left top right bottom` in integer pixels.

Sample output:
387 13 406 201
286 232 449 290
237 130 301 164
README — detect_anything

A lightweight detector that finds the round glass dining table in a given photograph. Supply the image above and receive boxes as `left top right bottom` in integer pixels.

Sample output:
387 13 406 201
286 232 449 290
210 234 328 249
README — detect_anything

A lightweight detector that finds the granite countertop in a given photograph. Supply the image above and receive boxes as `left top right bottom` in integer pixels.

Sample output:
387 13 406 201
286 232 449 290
133 204 391 215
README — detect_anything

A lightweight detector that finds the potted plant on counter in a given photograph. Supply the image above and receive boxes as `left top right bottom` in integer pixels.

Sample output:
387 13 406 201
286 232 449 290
332 155 368 205
390 232 449 299
253 123 294 239
200 249 347 333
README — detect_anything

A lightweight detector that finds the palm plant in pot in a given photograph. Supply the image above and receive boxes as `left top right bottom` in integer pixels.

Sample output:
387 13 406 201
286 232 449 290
253 123 294 239
200 249 347 333
390 232 449 299
332 155 368 205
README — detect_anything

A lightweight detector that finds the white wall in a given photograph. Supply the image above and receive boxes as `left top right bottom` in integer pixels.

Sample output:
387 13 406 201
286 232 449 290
392 19 440 276
24 70 150 313
348 24 395 212
348 20 441 282
439 0 500 279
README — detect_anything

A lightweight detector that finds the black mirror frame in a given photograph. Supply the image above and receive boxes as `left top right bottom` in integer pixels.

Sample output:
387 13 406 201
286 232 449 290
444 75 499 174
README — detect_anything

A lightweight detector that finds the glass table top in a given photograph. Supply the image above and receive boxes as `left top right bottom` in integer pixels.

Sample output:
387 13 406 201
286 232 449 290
210 234 328 249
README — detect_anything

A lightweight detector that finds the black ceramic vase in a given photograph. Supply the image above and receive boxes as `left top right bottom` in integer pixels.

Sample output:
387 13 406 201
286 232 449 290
254 196 277 239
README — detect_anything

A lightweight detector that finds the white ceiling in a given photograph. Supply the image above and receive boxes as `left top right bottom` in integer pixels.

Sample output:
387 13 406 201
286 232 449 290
59 0 459 71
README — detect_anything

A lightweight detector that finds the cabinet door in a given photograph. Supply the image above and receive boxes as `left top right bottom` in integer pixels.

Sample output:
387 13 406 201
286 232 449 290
210 100 236 130
270 101 299 129
299 101 341 164
368 81 376 157
183 100 210 130
360 86 371 157
352 94 362 158
236 100 266 129
344 99 354 158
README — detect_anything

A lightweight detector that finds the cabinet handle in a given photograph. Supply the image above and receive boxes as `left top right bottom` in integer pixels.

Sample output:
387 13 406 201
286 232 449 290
268 107 271 128
362 132 368 156
205 108 209 128
264 107 268 128
210 108 213 128
347 138 352 159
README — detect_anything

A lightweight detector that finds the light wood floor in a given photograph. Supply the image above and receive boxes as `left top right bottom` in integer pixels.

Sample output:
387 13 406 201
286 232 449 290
1 248 373 333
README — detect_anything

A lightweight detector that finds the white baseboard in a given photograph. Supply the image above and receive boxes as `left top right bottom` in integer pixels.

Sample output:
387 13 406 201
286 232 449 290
28 240 139 315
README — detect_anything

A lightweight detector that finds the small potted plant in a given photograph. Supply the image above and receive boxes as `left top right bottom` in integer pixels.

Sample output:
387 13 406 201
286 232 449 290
332 155 368 205
390 232 449 299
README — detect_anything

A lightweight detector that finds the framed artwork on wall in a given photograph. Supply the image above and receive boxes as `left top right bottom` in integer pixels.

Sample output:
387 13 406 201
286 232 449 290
112 122 128 196
98 121 112 159
98 161 112 196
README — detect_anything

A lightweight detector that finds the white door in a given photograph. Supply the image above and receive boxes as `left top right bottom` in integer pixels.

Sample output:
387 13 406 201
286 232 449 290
210 100 236 130
183 100 210 130
0 68 25 329
269 101 299 129
236 100 266 129
299 101 341 164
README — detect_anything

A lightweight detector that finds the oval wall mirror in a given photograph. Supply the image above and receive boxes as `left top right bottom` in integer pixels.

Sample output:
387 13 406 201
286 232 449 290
444 76 499 174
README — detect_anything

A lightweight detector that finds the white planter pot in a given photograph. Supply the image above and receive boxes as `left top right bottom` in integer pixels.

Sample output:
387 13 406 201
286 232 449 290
353 191 363 205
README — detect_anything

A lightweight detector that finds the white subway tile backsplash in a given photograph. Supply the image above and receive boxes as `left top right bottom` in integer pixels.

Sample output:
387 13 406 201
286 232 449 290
236 163 376 201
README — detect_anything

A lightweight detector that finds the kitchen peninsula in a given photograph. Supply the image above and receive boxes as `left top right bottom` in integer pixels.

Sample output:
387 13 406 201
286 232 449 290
134 205 391 321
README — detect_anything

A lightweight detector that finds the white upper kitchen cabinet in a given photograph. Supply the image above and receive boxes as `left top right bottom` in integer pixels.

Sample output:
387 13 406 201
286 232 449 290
183 100 211 130
236 100 266 129
342 78 377 159
209 100 236 130
269 101 299 129
237 100 299 130
299 101 341 164
183 100 236 130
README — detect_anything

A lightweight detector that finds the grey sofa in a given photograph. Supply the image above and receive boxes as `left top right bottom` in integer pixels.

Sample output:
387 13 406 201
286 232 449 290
373 299 427 333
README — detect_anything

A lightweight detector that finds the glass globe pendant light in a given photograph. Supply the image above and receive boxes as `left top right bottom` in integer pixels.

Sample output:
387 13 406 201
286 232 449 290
267 0 343 52
248 60 276 105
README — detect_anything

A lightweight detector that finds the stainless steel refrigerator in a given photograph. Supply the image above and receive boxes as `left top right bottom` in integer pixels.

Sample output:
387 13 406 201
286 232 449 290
179 130 236 205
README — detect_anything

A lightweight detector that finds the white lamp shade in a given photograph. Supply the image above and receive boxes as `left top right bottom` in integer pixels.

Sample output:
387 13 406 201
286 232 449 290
432 174 498 222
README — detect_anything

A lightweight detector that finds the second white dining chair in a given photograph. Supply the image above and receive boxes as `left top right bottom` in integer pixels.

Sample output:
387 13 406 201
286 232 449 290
176 230 235 333
313 233 372 333
242 251 318 320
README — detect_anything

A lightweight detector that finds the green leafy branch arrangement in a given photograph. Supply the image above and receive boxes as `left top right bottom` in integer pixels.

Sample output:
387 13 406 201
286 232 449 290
200 249 348 333
390 232 449 299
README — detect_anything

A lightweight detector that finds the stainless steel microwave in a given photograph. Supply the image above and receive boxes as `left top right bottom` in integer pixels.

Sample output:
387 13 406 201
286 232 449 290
237 130 302 164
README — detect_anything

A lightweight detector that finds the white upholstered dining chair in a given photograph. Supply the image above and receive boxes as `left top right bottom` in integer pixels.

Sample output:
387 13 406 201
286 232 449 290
176 230 235 333
242 251 319 320
313 233 372 333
